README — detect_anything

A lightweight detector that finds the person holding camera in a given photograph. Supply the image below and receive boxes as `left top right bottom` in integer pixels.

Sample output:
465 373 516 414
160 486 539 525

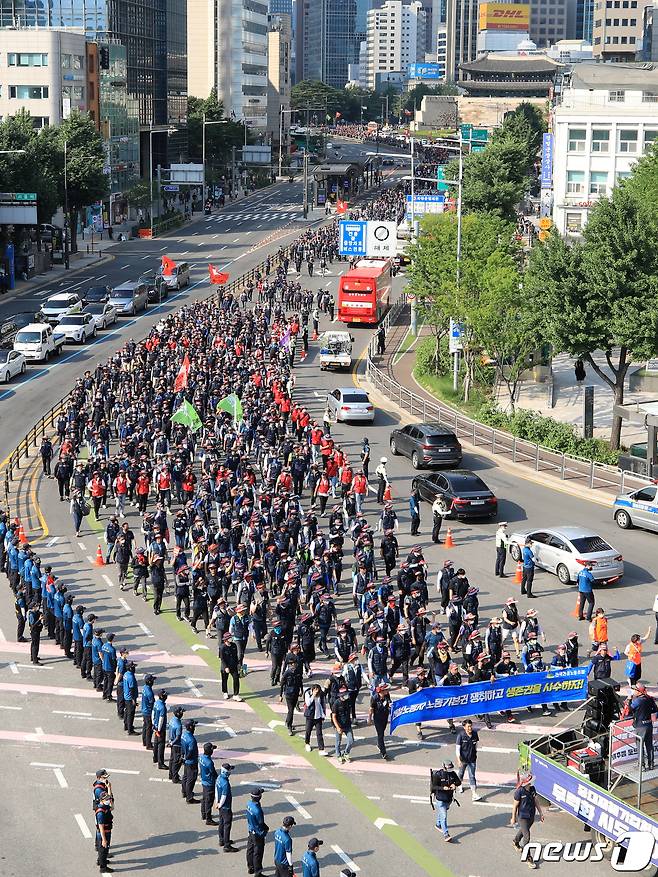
431 759 461 842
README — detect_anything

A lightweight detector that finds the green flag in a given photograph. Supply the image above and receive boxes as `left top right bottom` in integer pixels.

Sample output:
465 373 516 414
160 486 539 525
171 399 202 432
216 393 243 423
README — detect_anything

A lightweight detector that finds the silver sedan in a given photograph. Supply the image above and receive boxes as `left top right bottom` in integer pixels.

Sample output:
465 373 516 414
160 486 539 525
507 526 623 585
325 387 375 423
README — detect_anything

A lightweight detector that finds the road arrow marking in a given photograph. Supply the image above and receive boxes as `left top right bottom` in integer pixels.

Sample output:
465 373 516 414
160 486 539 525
374 817 397 830
190 644 209 651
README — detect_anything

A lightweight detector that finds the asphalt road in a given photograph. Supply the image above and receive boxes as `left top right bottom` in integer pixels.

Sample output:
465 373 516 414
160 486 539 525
0 140 656 877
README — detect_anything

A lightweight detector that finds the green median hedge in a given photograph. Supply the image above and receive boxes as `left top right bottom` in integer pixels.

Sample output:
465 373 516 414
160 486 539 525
413 337 619 466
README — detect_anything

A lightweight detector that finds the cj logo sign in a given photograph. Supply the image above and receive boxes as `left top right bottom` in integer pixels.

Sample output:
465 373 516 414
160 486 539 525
522 833 656 870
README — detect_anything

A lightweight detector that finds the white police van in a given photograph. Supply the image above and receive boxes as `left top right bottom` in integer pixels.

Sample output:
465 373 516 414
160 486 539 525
613 482 658 532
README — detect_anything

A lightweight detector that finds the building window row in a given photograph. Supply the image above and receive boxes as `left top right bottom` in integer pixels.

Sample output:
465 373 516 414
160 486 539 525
61 54 84 70
566 167 634 195
567 126 658 154
8 84 49 99
8 52 48 66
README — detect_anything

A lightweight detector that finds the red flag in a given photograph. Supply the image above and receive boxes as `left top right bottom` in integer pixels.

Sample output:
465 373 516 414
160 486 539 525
336 200 348 215
161 255 176 277
335 111 341 119
209 264 229 285
173 353 190 392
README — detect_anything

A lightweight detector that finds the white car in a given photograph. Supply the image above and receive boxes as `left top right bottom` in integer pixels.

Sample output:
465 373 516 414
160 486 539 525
0 347 26 382
507 526 623 585
38 292 83 325
83 302 117 330
55 312 98 344
326 387 375 423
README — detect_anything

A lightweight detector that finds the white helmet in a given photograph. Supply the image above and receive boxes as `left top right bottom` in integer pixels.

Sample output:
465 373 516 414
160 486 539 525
380 456 388 464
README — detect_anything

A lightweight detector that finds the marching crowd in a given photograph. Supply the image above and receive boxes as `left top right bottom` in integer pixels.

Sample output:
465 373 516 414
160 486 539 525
0 171 649 875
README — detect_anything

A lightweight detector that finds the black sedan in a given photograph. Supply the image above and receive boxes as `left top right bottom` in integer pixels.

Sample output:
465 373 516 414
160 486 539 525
83 285 111 305
411 469 498 520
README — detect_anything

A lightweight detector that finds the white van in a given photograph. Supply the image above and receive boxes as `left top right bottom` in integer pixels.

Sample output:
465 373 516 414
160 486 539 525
157 261 190 290
13 323 65 361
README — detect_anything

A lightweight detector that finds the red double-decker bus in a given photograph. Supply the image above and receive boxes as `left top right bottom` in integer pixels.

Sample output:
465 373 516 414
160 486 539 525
337 259 392 325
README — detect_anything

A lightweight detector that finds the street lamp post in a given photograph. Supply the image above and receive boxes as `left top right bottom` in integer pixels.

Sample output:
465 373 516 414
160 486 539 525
149 126 176 238
202 115 229 205
63 139 70 270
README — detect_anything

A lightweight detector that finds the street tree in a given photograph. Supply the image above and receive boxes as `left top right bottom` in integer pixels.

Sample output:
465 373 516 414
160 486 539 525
57 112 107 252
0 110 59 228
291 80 343 116
528 185 658 449
447 136 530 221
187 90 250 182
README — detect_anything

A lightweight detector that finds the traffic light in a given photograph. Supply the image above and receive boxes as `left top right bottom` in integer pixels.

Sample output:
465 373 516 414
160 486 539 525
100 46 110 70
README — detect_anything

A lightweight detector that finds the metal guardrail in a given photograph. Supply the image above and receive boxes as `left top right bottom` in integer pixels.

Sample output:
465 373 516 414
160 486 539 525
365 300 652 496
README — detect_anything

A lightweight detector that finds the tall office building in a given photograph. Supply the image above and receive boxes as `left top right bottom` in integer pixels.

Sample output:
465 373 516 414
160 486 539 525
529 0 569 46
188 0 269 133
267 13 292 150
302 0 359 88
270 0 292 12
420 0 444 53
0 0 186 169
591 0 651 59
365 0 426 89
445 0 478 80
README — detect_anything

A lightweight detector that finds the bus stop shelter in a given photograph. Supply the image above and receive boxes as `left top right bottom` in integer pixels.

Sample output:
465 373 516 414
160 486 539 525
313 161 364 206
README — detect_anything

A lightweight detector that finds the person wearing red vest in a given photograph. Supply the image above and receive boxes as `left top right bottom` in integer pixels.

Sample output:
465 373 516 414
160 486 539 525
89 473 106 519
157 468 172 509
352 471 368 514
340 463 353 498
136 471 151 514
113 470 129 517
314 473 331 516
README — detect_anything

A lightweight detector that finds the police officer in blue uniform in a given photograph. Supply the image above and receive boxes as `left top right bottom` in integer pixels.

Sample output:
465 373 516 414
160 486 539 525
72 604 85 667
91 627 105 691
28 604 42 664
81 613 97 679
62 593 74 658
140 673 156 750
302 837 323 877
151 689 168 768
274 816 296 877
168 705 185 783
122 661 138 734
14 587 27 642
95 791 114 873
181 718 199 803
215 761 238 852
101 633 117 701
199 741 218 824
114 647 129 720
246 787 268 877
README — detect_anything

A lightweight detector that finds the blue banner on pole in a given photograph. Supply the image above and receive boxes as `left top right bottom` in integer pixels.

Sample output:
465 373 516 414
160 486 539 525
338 220 367 257
541 133 554 189
389 667 589 732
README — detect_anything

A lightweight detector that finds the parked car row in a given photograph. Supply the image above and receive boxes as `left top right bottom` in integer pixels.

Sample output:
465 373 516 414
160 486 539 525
1 264 192 383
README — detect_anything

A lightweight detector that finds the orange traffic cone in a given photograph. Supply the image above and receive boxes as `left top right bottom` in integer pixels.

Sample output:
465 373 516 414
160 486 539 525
383 483 392 502
312 329 318 341
514 561 523 585
444 527 455 549
571 596 581 618
17 522 27 543
299 349 306 361
94 545 105 567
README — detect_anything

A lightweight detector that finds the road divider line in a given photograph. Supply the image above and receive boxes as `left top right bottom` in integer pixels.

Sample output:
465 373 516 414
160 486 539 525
53 710 91 717
47 537 60 547
285 794 312 819
102 575 115 589
74 813 92 839
30 761 65 768
53 767 68 788
138 623 154 638
78 542 86 550
185 678 202 698
117 598 131 612
0 704 22 710
85 555 94 565
0 628 6 642
332 845 360 872
9 662 18 675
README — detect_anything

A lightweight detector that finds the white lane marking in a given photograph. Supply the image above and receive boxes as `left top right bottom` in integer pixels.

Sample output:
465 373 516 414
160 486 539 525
473 801 511 808
141 255 150 260
285 795 312 820
0 704 22 710
84 768 140 776
53 711 109 722
118 598 132 612
86 555 94 565
223 726 237 738
186 676 218 683
47 537 60 547
53 710 91 717
374 817 397 830
17 663 52 670
78 542 86 550
185 678 202 698
393 794 429 801
75 813 92 839
367 796 382 800
160 246 167 251
251 726 275 733
232 238 240 242
102 574 115 589
0 628 6 642
96 275 106 280
138 622 154 638
315 787 340 794
30 761 65 767
9 662 18 675
332 846 360 873
190 644 209 652
268 720 286 729
235 253 245 260
120 264 130 270
149 776 167 782
54 767 68 788
35 726 44 735
212 234 219 239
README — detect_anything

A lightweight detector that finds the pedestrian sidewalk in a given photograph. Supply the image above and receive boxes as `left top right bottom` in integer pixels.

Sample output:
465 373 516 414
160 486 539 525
497 351 651 445
376 307 650 447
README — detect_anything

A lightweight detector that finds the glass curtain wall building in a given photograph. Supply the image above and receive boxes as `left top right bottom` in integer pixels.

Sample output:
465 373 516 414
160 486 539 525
303 0 358 88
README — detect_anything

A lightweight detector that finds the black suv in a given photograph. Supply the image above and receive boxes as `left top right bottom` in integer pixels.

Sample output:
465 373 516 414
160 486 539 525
389 422 463 469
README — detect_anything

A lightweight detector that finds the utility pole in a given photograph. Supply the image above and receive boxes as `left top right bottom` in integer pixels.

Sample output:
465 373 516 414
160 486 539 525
63 139 70 270
302 150 309 219
278 104 284 178
231 146 236 199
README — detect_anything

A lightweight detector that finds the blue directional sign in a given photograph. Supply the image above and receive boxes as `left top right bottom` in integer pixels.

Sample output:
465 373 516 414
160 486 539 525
338 220 367 257
409 63 441 80
405 194 445 220
541 133 554 189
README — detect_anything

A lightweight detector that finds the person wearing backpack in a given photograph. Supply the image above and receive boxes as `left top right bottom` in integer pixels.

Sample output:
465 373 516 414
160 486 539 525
511 772 545 868
430 760 461 842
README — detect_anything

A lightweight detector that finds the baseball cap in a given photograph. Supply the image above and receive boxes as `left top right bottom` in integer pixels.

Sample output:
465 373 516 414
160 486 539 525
221 762 235 771
283 816 296 827
96 769 109 779
308 838 323 849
